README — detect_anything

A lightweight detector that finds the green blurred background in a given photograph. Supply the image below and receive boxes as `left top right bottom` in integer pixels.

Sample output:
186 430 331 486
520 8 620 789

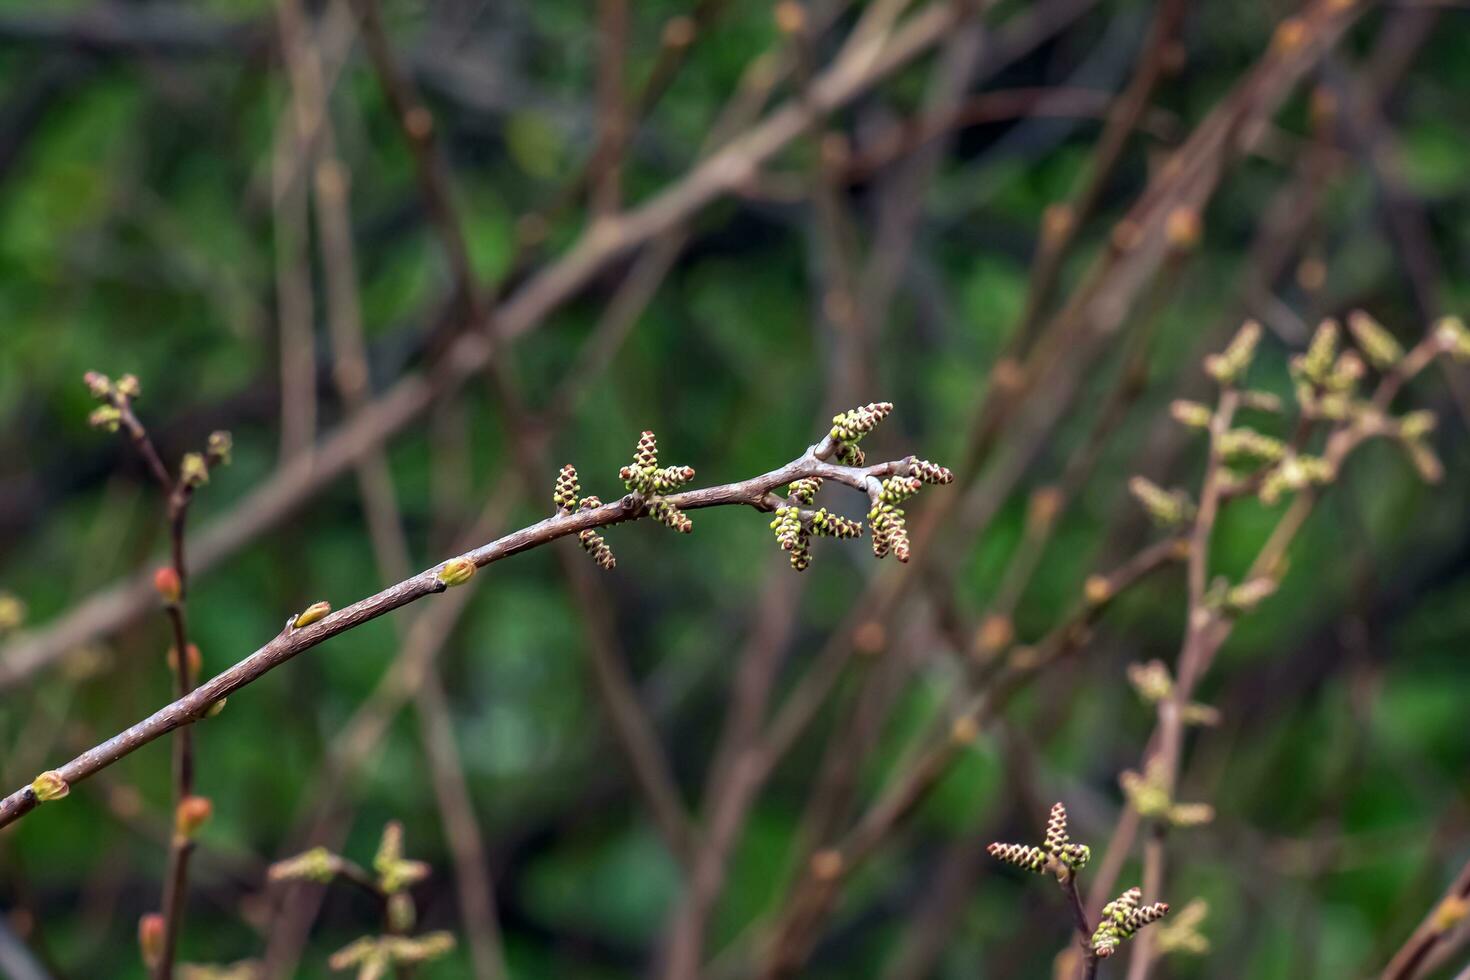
0 0 1469 977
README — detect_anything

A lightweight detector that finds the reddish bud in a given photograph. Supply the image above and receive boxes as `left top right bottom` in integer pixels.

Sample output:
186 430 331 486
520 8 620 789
153 567 182 605
175 795 213 838
167 643 202 677
138 913 165 968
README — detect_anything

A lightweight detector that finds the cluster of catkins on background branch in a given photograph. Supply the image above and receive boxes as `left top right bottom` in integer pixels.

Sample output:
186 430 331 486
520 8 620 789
267 822 456 980
990 803 1169 968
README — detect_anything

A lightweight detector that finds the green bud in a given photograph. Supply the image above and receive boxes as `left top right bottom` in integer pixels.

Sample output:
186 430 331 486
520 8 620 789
89 405 122 432
436 557 476 587
181 452 210 487
206 430 233 466
1347 310 1403 368
1204 320 1262 385
1129 477 1195 527
1169 400 1212 429
31 770 69 802
293 601 332 629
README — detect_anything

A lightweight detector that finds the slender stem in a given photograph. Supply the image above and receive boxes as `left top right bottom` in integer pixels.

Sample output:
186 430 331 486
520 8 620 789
1063 875 1100 980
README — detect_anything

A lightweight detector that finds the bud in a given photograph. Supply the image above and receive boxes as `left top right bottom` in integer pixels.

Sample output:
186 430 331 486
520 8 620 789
30 770 69 802
1433 895 1470 932
1239 390 1283 414
553 464 581 510
269 846 341 884
652 465 696 492
83 371 113 399
1127 660 1172 703
1218 428 1285 463
1027 486 1063 532
1204 320 1262 385
1434 316 1470 361
579 529 616 569
975 614 1014 657
1128 477 1194 527
205 697 228 718
168 643 202 677
175 795 213 838
829 402 894 443
154 567 182 604
1155 899 1211 956
1093 888 1170 958
436 557 476 587
1084 575 1112 605
139 913 165 969
774 1 805 34
810 508 862 539
1170 400 1212 429
810 849 844 881
1044 802 1071 855
1165 207 1202 251
206 430 233 466
1272 16 1307 52
634 430 658 470
114 374 142 399
651 498 693 533
180 452 210 488
0 591 25 631
1167 802 1215 827
293 601 332 629
1399 410 1437 442
951 714 980 744
1300 320 1340 385
909 459 954 485
1041 202 1073 242
662 14 696 48
988 841 1050 874
1224 576 1277 613
1346 310 1403 368
88 405 122 432
1404 439 1444 483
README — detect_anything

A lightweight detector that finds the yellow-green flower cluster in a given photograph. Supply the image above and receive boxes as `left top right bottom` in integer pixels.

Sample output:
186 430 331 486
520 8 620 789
578 496 616 569
553 464 581 511
829 401 894 465
869 475 921 563
988 801 1089 881
1203 320 1261 385
1128 477 1194 527
1093 887 1169 958
619 430 696 532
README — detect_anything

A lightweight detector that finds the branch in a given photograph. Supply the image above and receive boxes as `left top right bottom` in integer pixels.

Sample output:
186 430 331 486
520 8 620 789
0 431 944 831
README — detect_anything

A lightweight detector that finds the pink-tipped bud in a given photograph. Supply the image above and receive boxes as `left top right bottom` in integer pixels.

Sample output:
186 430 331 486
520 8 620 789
138 913 165 968
153 567 182 605
168 643 202 677
83 371 113 399
175 795 213 838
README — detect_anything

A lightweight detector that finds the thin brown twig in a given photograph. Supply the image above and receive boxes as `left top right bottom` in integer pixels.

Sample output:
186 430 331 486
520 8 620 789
0 443 930 830
96 390 205 980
